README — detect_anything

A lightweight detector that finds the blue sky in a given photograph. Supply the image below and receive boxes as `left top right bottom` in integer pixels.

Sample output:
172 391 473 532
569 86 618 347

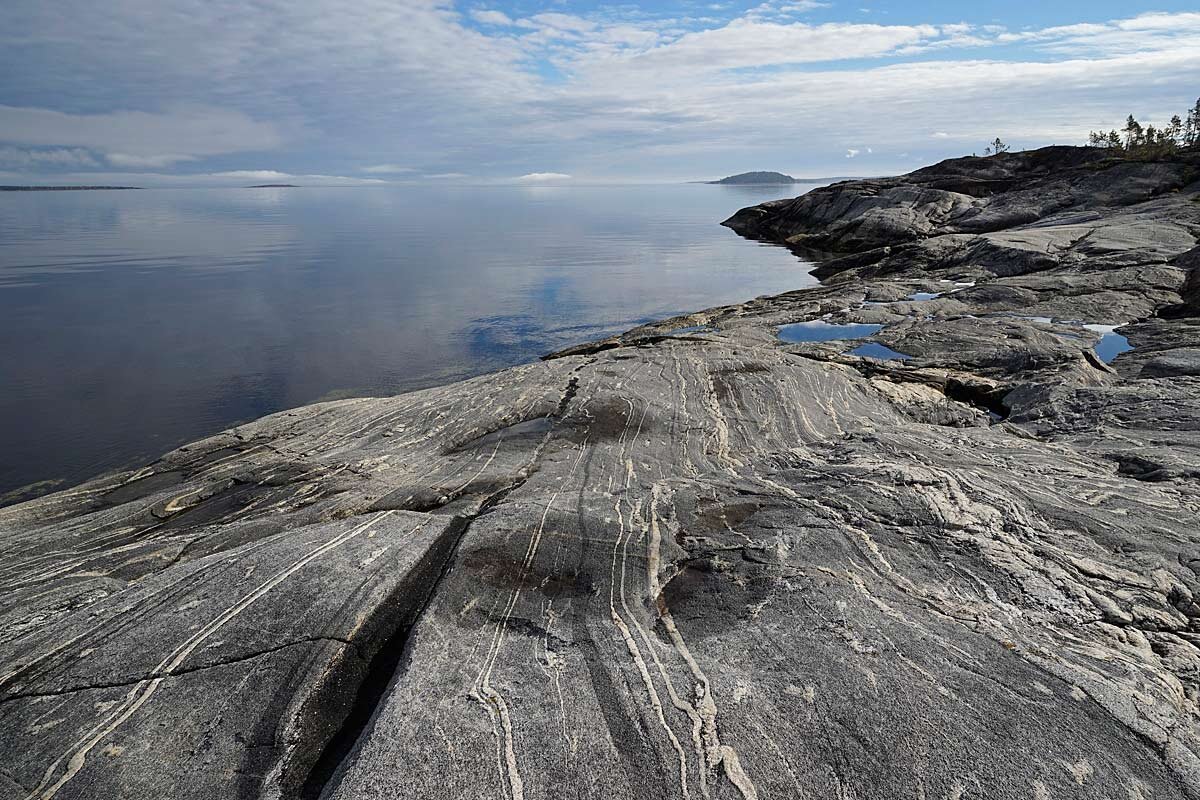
1 1 1197 185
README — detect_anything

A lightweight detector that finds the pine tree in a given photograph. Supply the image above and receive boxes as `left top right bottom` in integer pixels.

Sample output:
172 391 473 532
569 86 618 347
990 137 1009 155
1124 115 1143 149
1187 98 1200 146
1167 115 1184 145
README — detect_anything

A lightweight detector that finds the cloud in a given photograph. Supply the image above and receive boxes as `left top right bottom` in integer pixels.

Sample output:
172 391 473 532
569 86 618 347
516 172 572 182
359 164 416 174
747 1 830 20
2 3 1198 180
845 149 860 158
0 105 282 166
107 153 198 168
471 9 514 26
0 146 99 168
585 20 941 76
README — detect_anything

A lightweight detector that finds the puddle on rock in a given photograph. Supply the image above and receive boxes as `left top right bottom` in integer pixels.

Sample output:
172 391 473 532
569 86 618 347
664 324 713 336
1003 315 1135 364
862 291 942 306
778 320 883 343
847 343 913 361
1084 324 1134 364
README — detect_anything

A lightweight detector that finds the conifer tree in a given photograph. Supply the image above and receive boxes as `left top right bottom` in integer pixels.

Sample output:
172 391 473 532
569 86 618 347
1123 115 1144 149
1187 98 1200 146
1167 115 1184 145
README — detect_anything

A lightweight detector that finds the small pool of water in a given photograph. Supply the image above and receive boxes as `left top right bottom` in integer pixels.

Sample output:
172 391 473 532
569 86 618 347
665 324 713 336
778 320 882 343
1084 324 1134 363
1007 315 1135 363
907 292 941 301
847 343 913 361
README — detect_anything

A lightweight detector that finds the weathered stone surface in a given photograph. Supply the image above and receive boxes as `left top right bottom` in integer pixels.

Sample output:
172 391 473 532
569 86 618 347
3 146 1200 800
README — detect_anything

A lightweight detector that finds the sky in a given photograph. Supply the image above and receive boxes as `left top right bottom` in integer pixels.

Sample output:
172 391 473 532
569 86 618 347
1 1 1198 185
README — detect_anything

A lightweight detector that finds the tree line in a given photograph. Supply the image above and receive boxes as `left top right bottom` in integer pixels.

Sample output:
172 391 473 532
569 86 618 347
1087 96 1200 155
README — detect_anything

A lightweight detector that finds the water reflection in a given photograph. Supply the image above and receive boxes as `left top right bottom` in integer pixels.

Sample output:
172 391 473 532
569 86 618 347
848 343 913 361
777 320 883 343
0 183 820 497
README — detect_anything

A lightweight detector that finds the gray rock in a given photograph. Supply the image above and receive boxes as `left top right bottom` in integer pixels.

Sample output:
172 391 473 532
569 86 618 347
4 145 1200 800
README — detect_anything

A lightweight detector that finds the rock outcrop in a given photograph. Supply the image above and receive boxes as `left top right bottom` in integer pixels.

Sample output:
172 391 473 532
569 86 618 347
3 146 1200 800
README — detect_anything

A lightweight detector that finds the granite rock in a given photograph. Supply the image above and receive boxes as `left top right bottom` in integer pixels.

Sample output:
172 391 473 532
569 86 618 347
4 146 1200 800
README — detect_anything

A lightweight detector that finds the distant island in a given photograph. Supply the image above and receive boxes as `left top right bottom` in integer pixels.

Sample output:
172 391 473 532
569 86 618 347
707 171 798 185
0 185 141 191
246 183 298 188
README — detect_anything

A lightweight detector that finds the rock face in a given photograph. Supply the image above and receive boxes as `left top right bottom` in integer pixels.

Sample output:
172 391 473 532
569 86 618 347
3 146 1200 800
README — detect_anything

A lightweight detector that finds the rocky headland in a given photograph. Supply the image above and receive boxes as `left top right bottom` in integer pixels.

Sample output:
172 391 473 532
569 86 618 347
3 145 1200 800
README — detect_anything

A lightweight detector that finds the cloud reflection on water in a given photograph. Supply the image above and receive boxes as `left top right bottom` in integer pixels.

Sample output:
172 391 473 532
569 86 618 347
0 183 820 497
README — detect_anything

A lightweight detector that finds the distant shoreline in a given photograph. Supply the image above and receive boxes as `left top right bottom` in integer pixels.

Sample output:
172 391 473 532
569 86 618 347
0 185 141 191
691 175 862 185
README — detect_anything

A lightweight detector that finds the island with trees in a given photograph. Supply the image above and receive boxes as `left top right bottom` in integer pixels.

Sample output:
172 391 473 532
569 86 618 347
707 170 799 185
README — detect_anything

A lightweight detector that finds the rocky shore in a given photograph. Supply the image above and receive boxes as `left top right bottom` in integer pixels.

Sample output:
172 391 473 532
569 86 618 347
3 145 1199 799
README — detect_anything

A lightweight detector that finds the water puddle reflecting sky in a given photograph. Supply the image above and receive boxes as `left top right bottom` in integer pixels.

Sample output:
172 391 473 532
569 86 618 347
1083 324 1134 363
847 342 913 361
777 320 882 343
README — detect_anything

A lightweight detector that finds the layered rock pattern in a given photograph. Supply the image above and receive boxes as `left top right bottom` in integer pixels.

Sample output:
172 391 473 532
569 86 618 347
3 147 1200 799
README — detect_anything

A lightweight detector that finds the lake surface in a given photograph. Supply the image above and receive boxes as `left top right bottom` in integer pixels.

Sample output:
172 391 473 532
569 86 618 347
0 183 821 500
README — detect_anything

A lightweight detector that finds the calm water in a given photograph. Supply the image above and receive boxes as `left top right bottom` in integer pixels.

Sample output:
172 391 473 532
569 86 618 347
0 183 819 500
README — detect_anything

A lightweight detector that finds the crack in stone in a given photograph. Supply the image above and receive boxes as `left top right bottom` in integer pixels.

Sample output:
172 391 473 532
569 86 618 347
0 636 358 705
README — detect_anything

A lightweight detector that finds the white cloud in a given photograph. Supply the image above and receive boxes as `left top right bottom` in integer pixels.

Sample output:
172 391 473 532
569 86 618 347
585 20 941 76
0 105 282 166
522 13 597 35
424 172 470 179
845 149 860 158
471 9 514 26
932 131 952 138
0 146 99 168
516 172 572 182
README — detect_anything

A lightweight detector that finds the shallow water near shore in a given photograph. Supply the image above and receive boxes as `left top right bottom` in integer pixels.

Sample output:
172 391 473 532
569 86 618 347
0 182 822 499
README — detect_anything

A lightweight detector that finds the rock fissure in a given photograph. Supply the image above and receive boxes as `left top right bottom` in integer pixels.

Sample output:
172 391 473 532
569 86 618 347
0 636 360 706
